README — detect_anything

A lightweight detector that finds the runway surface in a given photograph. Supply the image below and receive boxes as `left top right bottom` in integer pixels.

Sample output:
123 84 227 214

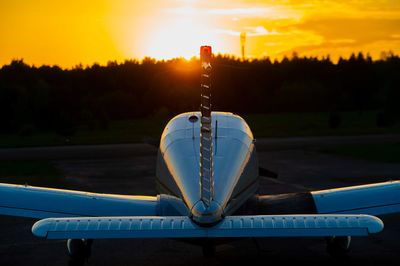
1 135 400 265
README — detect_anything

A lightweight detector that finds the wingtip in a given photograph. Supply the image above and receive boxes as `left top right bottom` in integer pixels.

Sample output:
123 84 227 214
32 219 51 238
365 215 384 234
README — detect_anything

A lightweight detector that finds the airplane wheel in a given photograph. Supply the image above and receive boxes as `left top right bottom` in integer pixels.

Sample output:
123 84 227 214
67 239 93 265
326 236 351 258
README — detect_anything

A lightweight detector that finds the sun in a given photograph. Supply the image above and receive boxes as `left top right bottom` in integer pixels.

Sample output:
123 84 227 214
145 18 220 60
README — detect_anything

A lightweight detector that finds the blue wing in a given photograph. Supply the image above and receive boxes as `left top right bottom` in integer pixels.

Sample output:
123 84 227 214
237 181 400 218
311 181 400 215
0 183 158 218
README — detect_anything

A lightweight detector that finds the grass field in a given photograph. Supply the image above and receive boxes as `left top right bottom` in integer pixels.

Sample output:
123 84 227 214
320 142 400 163
0 116 168 148
243 111 400 138
0 161 61 187
0 111 399 148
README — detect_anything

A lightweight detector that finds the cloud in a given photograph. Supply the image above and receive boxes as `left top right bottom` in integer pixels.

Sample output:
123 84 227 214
206 7 271 15
244 26 283 36
272 17 400 60
164 7 271 16
329 39 356 44
163 0 400 60
163 4 303 19
264 42 283 46
296 18 400 46
213 29 241 36
214 26 283 37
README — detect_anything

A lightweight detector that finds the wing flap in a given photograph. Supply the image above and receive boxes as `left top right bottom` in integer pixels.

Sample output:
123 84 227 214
32 214 383 239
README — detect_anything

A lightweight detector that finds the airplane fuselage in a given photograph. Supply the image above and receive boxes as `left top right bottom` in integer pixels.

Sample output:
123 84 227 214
156 111 259 225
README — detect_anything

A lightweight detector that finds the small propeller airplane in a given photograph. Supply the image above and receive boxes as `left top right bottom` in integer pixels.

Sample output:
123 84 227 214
1 46 400 264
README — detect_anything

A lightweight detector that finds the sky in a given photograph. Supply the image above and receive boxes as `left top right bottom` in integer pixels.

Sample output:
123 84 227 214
1 0 399 67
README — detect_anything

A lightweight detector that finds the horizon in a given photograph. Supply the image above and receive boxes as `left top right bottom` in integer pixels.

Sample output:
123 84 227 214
1 1 400 68
3 50 398 71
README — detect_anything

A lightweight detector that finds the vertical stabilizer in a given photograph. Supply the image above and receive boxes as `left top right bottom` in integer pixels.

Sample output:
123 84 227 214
200 46 213 207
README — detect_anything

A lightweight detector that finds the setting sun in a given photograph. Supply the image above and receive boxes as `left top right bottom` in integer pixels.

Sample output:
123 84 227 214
145 18 221 60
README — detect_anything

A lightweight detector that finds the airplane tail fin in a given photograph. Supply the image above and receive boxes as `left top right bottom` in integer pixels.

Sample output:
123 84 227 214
200 46 213 207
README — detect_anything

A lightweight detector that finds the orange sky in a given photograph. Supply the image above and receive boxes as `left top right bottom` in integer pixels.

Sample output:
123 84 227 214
1 0 400 67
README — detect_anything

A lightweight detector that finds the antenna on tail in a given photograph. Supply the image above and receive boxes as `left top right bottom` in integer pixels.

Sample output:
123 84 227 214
199 46 213 207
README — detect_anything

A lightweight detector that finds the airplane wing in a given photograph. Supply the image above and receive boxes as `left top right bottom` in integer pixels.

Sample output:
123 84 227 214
32 214 383 239
239 181 400 216
0 183 187 219
0 181 396 241
311 181 400 215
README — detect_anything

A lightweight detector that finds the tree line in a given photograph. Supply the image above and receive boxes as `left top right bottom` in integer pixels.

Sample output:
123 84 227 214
0 52 399 134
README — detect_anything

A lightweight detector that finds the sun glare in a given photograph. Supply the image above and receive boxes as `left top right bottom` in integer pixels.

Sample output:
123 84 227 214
145 18 220 60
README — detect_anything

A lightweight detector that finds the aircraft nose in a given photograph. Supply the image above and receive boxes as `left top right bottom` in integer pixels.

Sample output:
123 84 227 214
191 200 223 226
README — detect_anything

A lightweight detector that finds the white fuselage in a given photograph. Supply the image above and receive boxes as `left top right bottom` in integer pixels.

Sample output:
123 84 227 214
156 112 259 225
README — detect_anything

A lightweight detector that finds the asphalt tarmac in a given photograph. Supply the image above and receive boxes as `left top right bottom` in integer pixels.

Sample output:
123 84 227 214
1 135 400 265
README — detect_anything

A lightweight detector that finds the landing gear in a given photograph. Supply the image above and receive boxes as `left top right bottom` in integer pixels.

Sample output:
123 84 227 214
67 239 93 266
326 236 351 258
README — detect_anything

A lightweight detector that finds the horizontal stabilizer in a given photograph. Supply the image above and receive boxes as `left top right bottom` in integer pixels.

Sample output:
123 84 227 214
32 214 383 240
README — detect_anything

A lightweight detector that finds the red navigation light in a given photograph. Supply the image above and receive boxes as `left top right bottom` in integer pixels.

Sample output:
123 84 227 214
200 46 212 62
201 46 212 55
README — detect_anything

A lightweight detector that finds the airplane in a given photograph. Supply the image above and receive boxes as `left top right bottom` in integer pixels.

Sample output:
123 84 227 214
0 46 400 264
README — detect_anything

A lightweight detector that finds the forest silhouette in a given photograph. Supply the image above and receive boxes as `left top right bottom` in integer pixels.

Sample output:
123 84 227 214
0 52 399 135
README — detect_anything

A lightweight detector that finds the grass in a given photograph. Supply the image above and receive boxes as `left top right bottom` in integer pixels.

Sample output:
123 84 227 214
0 161 61 187
320 142 400 163
0 116 168 148
243 111 400 138
1 111 400 148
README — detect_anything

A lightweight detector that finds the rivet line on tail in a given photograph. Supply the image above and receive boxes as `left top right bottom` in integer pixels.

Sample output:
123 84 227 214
200 45 214 207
